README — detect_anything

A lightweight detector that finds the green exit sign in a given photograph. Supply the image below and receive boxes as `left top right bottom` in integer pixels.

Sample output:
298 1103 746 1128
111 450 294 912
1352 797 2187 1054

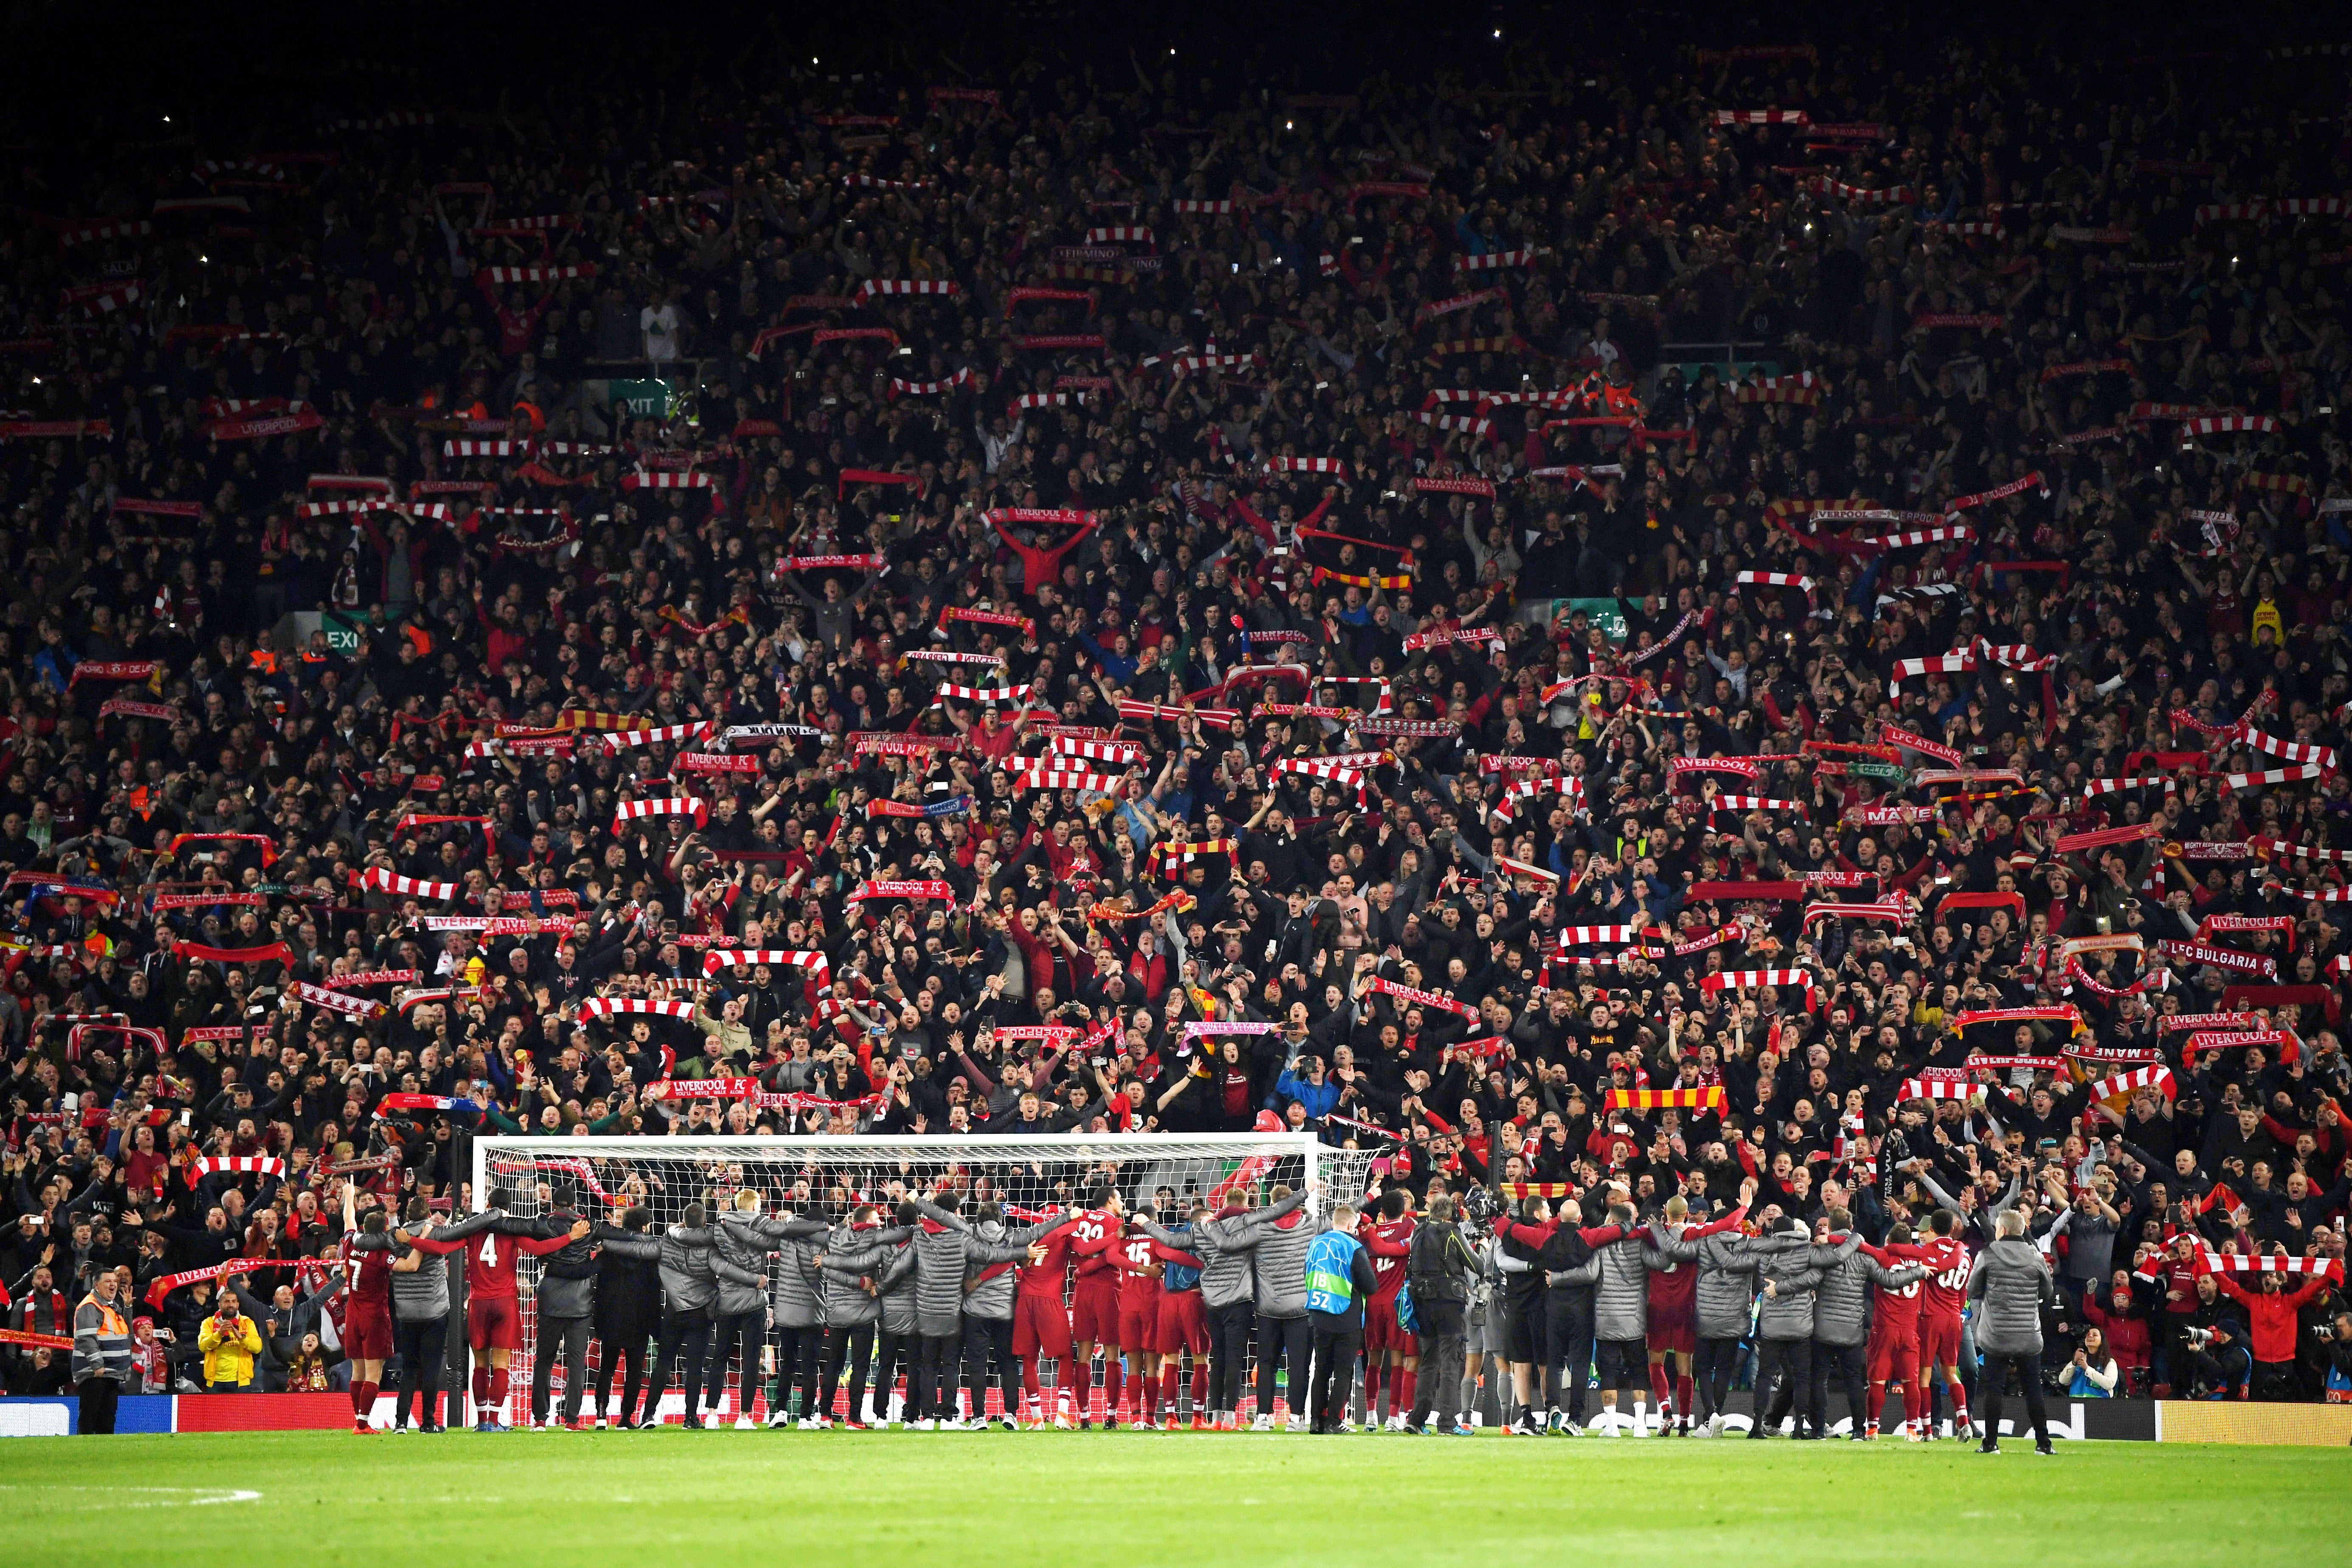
321 612 366 654
611 378 676 417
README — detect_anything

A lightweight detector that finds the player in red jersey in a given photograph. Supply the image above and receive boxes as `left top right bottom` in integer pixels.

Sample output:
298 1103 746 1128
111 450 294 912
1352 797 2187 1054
1358 1188 1417 1430
1113 1222 1165 1427
1145 1206 1210 1431
1641 1196 1703 1434
338 1182 395 1433
1066 1182 1126 1427
1914 1210 1976 1440
404 1192 588 1430
1861 1224 1930 1438
1010 1205 1084 1427
1641 1186 1752 1434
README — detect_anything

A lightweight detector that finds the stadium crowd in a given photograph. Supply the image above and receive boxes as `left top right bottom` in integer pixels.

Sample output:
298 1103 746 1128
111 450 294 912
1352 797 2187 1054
8 7 2352 1440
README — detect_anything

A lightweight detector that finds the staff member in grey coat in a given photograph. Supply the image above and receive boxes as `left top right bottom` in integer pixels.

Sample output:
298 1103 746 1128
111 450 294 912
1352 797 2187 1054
1809 1210 1926 1439
1689 1226 1772 1435
1139 1185 1303 1429
1752 1219 1856 1438
871 1215 922 1426
906 1188 1035 1428
1228 1181 1319 1430
1967 1209 2058 1455
717 1189 829 1426
814 1205 911 1429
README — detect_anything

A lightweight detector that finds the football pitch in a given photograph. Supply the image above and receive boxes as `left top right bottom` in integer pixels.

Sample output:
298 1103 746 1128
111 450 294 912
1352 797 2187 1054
4 1430 2344 1566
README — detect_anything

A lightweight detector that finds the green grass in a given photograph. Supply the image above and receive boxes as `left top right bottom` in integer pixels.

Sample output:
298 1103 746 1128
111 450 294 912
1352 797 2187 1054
3 1430 2345 1566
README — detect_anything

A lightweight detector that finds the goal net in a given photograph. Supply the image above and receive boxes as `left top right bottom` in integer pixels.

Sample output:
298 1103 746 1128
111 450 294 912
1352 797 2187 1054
471 1132 1378 1427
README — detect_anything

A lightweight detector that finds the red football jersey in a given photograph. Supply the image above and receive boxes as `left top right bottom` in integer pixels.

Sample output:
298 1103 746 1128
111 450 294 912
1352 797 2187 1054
464 1226 525 1300
1017 1216 1081 1299
1916 1235 1972 1320
1645 1230 1698 1316
1068 1209 1122 1284
342 1232 392 1311
1364 1217 1416 1305
1114 1230 1163 1300
1869 1242 1927 1334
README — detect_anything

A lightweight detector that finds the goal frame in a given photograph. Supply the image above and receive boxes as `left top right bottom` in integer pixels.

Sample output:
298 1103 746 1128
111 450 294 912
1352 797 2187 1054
467 1131 1367 1425
471 1130 1354 1214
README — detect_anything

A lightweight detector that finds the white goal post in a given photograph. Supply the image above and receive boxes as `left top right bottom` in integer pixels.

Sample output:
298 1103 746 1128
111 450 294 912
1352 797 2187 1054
468 1132 1380 1425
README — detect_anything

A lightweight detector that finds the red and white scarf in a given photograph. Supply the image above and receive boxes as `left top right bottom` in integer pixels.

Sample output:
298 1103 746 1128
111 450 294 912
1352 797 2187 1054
353 867 459 901
612 797 708 831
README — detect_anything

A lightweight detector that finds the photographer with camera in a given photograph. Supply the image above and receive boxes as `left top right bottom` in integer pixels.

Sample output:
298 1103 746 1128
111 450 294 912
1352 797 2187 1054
2182 1274 2253 1401
196 1284 264 1392
1402 1188 1480 1434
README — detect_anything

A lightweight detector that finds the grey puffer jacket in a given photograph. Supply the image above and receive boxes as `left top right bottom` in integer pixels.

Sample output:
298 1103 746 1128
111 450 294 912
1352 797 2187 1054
721 1211 830 1325
1592 1233 1652 1342
912 1202 1064 1322
1229 1202 1318 1318
1967 1237 2055 1356
908 1201 1032 1337
1813 1238 1927 1346
1162 1189 1303 1311
962 1218 1023 1321
1690 1232 1765 1340
1752 1232 1839 1339
875 1242 920 1336
640 1222 730 1314
817 1224 908 1328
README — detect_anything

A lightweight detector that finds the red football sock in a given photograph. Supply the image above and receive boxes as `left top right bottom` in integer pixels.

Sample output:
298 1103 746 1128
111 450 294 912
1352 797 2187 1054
352 1380 374 1421
1869 1379 1887 1426
1103 1358 1122 1419
470 1366 489 1419
1395 1368 1416 1418
1191 1359 1209 1413
1647 1363 1672 1410
1021 1359 1042 1414
1948 1379 1969 1424
1160 1364 1179 1416
488 1367 510 1420
1674 1375 1692 1420
1367 1362 1387 1420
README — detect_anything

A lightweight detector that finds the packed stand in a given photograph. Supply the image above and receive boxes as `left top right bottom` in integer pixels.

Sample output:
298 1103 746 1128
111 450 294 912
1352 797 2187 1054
5 12 2352 1432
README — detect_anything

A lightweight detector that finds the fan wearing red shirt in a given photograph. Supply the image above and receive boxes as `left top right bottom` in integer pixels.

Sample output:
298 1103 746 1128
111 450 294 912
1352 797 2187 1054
337 1182 395 1434
1011 1208 1083 1427
1114 1223 1165 1427
1359 1189 1418 1430
1066 1184 1127 1427
1861 1226 1931 1438
1915 1211 1977 1440
405 1194 588 1431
